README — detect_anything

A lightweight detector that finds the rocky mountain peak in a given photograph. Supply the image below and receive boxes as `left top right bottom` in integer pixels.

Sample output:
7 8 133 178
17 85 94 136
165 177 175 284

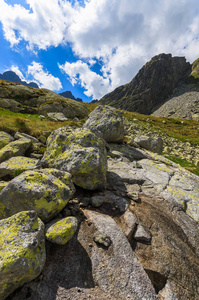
99 53 191 114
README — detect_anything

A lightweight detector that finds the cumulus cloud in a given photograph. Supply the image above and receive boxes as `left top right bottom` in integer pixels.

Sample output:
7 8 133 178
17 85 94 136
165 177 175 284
1 0 199 98
59 60 110 98
27 62 62 91
10 66 26 81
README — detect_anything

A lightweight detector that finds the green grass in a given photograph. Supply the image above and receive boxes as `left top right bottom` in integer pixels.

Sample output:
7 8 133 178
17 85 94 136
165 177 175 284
163 154 199 176
0 107 81 138
123 110 199 146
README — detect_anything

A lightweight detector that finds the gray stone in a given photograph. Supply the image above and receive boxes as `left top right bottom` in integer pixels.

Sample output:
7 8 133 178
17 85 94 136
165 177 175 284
42 127 107 190
14 132 40 143
133 224 152 243
134 135 163 154
90 196 105 207
47 112 68 121
118 209 137 241
93 231 111 247
83 105 124 142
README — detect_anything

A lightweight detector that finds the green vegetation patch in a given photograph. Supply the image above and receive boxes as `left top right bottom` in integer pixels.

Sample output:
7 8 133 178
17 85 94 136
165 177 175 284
163 154 199 176
0 107 81 138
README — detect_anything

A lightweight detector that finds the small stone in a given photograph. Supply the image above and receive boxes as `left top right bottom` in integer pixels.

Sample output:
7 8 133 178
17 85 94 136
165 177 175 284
45 217 78 245
90 195 105 207
79 197 90 207
127 192 140 202
134 224 151 243
93 231 112 247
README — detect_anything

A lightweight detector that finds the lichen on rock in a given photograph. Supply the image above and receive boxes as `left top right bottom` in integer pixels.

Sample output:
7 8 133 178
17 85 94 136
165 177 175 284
0 131 14 150
0 169 75 222
0 138 32 164
42 127 107 190
83 105 124 142
0 156 40 178
45 216 78 245
0 210 46 300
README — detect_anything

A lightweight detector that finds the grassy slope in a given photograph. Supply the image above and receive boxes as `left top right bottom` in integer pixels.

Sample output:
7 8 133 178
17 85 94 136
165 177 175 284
0 104 199 175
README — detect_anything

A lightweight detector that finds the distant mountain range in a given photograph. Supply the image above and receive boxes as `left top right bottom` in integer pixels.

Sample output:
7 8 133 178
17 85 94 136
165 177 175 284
0 71 39 88
99 53 199 119
59 91 82 102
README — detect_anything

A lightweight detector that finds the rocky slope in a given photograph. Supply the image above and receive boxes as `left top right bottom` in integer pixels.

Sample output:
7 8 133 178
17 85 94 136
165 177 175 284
99 53 199 119
0 106 198 299
0 80 88 119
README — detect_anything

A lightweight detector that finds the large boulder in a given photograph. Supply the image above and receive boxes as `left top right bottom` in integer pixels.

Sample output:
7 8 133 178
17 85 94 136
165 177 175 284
0 156 40 178
0 211 46 300
0 131 13 149
0 169 75 222
0 138 32 163
42 127 107 190
84 210 158 299
83 105 124 142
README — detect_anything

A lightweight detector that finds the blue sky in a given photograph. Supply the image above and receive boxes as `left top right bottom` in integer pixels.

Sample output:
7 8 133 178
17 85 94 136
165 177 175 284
0 0 199 102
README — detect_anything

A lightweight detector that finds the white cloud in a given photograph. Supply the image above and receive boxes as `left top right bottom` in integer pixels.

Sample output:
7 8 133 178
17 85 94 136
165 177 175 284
10 66 26 81
1 0 199 98
27 62 62 91
59 60 110 98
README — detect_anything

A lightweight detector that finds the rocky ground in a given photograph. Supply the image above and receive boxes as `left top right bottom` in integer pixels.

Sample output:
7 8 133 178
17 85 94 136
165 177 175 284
0 105 199 300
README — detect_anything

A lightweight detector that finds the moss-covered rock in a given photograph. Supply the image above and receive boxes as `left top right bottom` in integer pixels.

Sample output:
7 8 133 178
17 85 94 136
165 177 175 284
0 131 14 150
0 138 32 163
0 156 40 178
0 210 46 300
42 127 107 190
45 217 78 245
0 169 75 222
83 105 124 142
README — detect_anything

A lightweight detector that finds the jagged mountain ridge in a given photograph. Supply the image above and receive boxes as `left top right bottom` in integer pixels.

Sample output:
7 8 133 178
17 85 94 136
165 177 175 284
0 71 39 88
59 91 83 102
99 53 196 117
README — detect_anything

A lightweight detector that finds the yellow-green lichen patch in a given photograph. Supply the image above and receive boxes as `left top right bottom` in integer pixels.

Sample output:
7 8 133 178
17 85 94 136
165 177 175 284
45 216 78 245
0 138 32 163
0 211 46 300
42 127 107 190
0 131 13 150
0 169 75 222
166 186 199 222
0 156 40 178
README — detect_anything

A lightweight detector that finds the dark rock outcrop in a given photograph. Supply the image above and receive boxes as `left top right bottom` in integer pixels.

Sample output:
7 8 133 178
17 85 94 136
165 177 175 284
100 53 191 114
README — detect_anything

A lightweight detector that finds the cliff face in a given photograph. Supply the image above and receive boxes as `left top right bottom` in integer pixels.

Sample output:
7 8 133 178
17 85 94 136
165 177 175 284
99 53 191 114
